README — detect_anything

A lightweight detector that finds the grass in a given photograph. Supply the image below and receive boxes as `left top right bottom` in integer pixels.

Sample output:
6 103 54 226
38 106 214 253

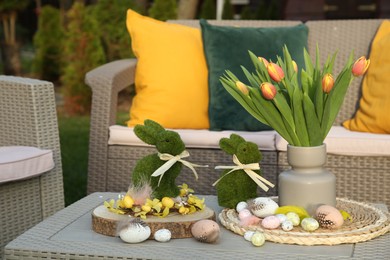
59 111 129 206
58 114 90 206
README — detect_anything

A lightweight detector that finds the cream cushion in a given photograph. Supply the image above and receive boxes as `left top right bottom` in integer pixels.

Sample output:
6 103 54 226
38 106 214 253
108 125 277 151
0 146 54 184
275 126 390 156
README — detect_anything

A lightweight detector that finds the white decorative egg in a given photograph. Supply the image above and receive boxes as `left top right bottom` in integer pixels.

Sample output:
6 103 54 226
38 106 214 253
286 212 300 226
251 232 266 246
238 209 252 220
191 219 220 243
154 229 171 242
275 213 287 223
249 197 279 218
261 215 281 229
301 217 319 232
316 205 344 229
236 201 248 213
281 220 294 231
119 219 151 243
244 230 255 241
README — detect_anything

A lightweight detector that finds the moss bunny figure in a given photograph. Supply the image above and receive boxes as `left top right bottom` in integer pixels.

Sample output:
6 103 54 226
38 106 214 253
132 119 205 199
214 134 274 208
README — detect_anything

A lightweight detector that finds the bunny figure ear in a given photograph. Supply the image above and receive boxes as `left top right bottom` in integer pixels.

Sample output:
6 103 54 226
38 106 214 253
230 133 246 144
219 133 247 155
134 119 165 145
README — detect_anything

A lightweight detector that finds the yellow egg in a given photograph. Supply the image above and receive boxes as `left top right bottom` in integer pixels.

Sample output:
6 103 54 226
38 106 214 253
141 205 152 212
123 195 134 208
251 232 265 246
162 197 174 208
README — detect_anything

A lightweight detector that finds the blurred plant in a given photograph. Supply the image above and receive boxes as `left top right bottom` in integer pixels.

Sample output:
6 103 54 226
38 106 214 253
222 0 234 19
61 2 105 115
148 0 177 21
199 0 216 19
32 5 64 81
0 0 29 75
92 0 140 61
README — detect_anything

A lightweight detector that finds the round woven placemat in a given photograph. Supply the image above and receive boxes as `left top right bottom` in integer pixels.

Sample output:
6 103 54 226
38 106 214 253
219 198 390 245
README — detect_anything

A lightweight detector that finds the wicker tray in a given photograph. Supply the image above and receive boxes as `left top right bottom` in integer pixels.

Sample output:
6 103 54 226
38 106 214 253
219 198 390 245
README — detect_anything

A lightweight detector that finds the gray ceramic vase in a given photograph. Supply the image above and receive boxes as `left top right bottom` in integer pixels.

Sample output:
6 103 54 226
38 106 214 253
278 144 336 215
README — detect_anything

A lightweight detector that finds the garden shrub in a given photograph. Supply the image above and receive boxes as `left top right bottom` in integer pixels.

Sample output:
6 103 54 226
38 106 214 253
32 5 64 81
61 2 105 115
148 0 177 21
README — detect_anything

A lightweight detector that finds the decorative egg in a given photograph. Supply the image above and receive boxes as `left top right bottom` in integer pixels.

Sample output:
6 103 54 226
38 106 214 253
154 229 171 242
301 217 319 232
261 215 281 229
275 213 287 223
286 212 300 226
236 201 248 213
191 219 220 243
316 205 344 229
281 220 294 231
119 219 151 243
244 230 255 241
249 197 279 218
238 209 252 220
251 232 266 246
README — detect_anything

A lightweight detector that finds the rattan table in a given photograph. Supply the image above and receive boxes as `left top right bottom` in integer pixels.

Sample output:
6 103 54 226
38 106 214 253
4 192 390 259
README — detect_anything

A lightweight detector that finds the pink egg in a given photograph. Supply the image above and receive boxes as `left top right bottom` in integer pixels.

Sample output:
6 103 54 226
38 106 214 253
316 205 344 229
238 209 252 220
261 215 280 229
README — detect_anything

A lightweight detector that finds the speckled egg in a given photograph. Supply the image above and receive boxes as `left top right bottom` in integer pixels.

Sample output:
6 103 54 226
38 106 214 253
191 219 220 243
244 230 255 241
316 205 344 229
119 219 151 243
154 229 171 242
238 209 252 220
275 213 287 223
236 201 248 213
251 232 266 246
249 197 279 218
281 220 294 231
301 217 319 232
286 212 300 226
261 215 281 229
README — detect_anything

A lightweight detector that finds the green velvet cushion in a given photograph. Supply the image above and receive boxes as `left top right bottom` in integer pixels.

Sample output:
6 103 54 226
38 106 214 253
200 19 309 131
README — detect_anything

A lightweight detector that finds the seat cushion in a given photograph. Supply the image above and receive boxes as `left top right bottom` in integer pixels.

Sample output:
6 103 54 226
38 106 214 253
275 126 390 156
0 146 54 184
108 125 276 151
126 9 209 129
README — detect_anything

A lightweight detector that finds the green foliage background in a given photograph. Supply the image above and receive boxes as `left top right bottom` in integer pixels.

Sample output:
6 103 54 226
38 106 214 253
32 5 64 81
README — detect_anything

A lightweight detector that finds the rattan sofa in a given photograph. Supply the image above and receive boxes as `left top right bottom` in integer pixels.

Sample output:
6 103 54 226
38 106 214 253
86 19 390 208
0 76 64 258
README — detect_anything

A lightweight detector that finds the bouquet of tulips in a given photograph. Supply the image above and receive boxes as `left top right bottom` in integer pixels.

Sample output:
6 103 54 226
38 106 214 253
220 46 369 147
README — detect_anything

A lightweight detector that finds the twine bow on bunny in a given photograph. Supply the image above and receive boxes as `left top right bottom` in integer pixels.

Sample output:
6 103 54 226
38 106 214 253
152 150 208 186
213 154 274 192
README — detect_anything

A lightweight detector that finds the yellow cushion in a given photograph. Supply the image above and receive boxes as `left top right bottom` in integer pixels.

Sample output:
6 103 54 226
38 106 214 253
343 20 390 134
126 9 209 129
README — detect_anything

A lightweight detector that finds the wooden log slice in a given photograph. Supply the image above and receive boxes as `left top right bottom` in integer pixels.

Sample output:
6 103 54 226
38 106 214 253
92 205 216 239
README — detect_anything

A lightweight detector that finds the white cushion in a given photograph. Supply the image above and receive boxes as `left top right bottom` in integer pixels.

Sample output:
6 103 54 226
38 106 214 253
108 125 277 150
0 146 54 184
275 126 390 156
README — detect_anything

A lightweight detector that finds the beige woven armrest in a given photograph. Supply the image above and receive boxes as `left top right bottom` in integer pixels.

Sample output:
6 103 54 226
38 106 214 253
85 59 137 193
